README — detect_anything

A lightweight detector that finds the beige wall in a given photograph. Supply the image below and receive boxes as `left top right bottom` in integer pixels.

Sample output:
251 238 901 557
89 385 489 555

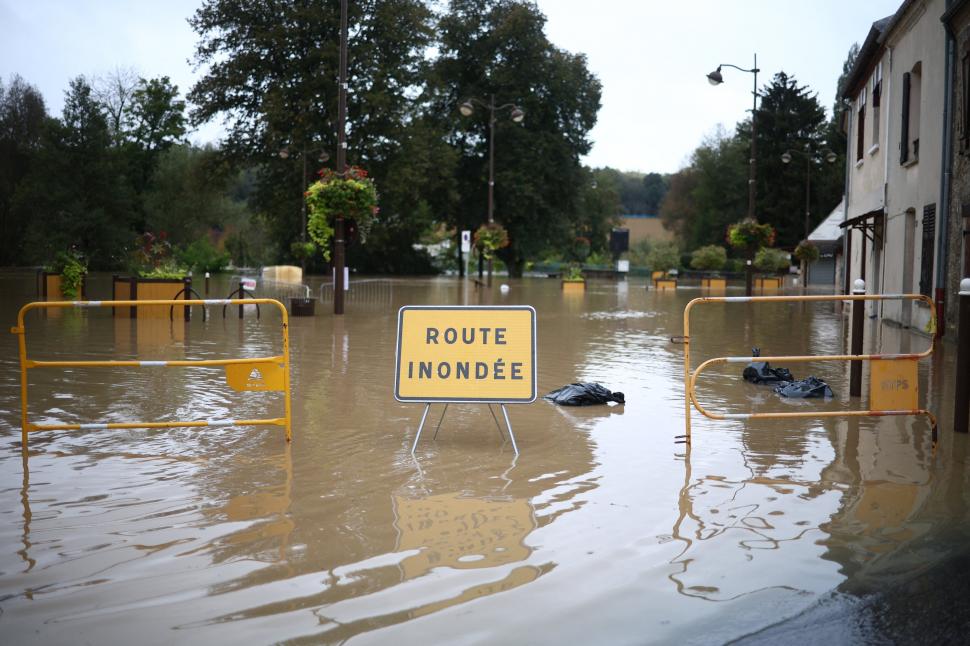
846 0 947 331
620 216 675 244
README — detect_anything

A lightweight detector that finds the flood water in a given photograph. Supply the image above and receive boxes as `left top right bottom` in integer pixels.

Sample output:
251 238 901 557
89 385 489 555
1 271 969 644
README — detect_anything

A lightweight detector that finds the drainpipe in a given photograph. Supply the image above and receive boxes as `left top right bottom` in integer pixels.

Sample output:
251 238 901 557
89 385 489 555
841 98 852 295
938 8 956 337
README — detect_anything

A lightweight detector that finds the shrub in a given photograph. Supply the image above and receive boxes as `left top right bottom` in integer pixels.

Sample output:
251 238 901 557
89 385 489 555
690 245 727 271
306 166 379 261
473 223 510 260
645 241 680 273
178 239 231 273
46 249 87 299
754 247 790 273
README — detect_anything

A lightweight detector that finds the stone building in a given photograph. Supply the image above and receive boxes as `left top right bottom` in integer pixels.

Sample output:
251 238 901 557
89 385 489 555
943 0 970 334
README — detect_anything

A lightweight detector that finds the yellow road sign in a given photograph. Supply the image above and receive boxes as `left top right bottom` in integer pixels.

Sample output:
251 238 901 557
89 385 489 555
394 306 536 403
225 360 286 392
870 358 918 411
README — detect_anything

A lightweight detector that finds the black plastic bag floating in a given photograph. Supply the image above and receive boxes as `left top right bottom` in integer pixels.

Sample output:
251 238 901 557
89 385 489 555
774 376 834 398
544 382 625 406
742 347 795 384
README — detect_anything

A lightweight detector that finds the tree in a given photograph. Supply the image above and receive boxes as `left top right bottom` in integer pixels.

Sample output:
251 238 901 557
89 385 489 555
430 0 602 276
737 72 837 247
14 77 137 267
641 172 668 214
0 75 47 265
188 0 443 270
91 67 140 144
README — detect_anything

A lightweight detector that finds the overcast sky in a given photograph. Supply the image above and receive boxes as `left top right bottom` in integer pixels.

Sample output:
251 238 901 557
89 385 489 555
1 0 902 174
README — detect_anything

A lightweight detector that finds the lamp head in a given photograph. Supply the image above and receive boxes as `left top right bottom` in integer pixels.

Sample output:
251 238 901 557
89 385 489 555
825 151 837 164
510 107 525 123
318 150 330 163
459 101 474 117
278 147 290 159
781 151 792 164
707 67 723 85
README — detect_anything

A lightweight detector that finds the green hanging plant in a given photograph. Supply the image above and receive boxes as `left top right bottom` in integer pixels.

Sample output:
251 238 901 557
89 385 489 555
45 249 87 299
473 223 510 260
306 166 379 261
726 219 776 253
793 240 821 263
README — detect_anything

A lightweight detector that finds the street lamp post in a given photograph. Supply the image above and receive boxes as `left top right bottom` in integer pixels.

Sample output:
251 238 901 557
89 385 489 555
781 143 837 286
708 54 760 296
333 0 349 315
459 95 524 287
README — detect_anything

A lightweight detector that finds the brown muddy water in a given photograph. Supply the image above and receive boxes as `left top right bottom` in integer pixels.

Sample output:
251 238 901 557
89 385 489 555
1 271 970 645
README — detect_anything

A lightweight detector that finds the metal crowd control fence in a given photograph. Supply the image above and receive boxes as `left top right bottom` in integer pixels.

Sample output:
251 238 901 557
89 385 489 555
11 299 292 453
681 293 937 443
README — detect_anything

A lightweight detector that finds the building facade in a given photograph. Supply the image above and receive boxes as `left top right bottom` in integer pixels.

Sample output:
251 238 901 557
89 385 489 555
843 0 949 333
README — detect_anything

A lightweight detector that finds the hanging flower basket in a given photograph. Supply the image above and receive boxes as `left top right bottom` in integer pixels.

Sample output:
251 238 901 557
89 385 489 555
306 166 379 261
473 223 510 260
726 219 775 254
793 241 821 263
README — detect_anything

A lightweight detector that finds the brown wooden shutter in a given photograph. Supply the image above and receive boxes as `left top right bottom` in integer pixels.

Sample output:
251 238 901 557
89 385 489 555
900 72 910 164
919 203 935 298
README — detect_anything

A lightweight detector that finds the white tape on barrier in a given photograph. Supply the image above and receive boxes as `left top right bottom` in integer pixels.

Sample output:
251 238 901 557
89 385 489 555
206 419 234 427
80 423 108 430
139 361 168 367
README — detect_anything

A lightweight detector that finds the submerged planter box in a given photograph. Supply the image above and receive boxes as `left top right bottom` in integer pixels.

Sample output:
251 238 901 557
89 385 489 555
755 277 783 290
701 277 727 290
112 275 192 320
37 270 86 300
561 280 586 293
289 297 316 316
655 278 678 290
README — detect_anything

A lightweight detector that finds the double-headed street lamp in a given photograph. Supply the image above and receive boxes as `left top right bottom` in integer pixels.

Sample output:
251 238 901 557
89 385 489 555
781 143 837 240
707 54 760 296
459 95 524 286
279 144 330 242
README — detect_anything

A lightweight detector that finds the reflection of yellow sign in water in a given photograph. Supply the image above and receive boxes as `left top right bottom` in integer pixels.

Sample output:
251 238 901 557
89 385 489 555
393 493 536 579
394 306 536 403
870 358 918 411
225 361 286 391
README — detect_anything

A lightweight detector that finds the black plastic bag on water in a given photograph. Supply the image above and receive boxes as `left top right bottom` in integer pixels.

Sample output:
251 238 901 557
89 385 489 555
774 376 834 398
544 382 625 406
742 347 795 384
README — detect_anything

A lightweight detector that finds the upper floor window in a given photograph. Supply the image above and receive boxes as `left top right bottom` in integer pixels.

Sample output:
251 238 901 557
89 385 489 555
857 86 867 161
871 62 882 147
961 43 969 153
901 62 922 164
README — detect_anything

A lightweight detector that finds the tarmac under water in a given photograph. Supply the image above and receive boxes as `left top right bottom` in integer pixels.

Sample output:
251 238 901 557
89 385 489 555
1 272 969 644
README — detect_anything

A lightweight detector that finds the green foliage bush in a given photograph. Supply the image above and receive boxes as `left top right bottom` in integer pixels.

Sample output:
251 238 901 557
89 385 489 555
627 239 653 267
178 238 230 273
306 167 379 261
474 223 510 260
46 249 87 299
690 245 728 271
645 241 680 273
727 219 776 252
754 247 790 273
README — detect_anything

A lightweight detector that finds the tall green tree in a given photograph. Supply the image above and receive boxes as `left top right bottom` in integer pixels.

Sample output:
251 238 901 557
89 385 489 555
430 0 601 276
14 77 136 266
188 0 447 271
641 172 668 214
0 75 47 265
737 72 838 247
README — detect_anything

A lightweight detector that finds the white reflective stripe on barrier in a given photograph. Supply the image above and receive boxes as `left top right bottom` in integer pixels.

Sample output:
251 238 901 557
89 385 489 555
73 301 102 307
206 419 234 427
721 413 752 420
139 361 168 367
204 299 232 305
726 357 755 363
721 297 751 303
80 423 108 430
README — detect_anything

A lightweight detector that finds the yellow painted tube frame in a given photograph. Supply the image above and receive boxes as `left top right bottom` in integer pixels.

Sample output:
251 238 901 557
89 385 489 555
682 293 937 443
12 299 293 451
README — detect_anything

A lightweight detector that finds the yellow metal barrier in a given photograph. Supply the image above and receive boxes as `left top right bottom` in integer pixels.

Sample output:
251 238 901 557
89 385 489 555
11 299 292 451
682 293 937 443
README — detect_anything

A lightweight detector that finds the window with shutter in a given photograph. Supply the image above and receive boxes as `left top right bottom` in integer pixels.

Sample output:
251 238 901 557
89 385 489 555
919 204 935 298
901 72 910 163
